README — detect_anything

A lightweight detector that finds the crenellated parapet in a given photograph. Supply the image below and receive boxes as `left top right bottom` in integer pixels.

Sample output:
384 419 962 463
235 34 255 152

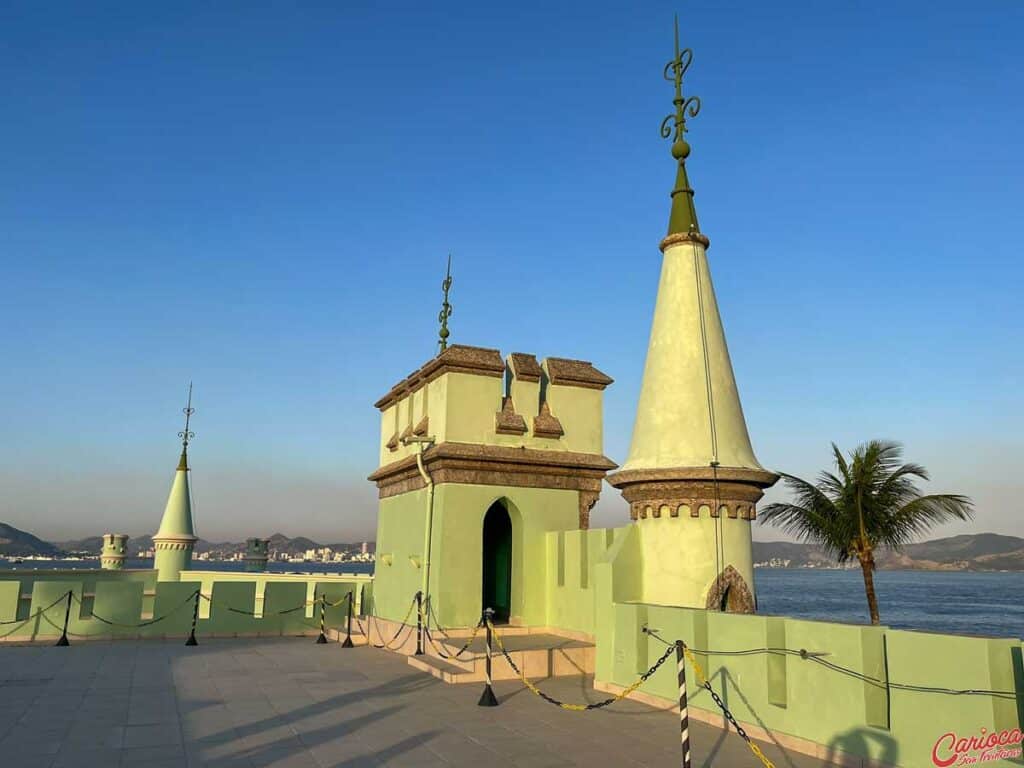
372 344 612 469
100 533 129 570
369 344 615 533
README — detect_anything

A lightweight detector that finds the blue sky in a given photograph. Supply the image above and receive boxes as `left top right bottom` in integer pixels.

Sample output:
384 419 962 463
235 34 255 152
1 2 1021 542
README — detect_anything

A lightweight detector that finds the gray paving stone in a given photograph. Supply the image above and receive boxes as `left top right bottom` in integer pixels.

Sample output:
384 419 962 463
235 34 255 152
0 637 837 768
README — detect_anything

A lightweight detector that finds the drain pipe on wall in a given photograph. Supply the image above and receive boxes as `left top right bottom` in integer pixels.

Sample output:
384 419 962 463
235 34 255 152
403 435 436 610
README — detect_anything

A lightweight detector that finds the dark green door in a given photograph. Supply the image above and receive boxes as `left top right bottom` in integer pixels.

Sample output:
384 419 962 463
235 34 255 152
482 502 512 623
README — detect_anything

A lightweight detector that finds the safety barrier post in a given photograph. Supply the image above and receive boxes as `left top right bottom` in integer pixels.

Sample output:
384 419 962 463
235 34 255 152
316 595 328 644
477 607 498 707
185 590 200 646
54 590 72 647
341 592 354 648
415 591 424 656
676 641 692 768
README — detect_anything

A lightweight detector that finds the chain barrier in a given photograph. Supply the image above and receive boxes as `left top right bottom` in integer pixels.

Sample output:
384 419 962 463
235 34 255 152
487 618 675 711
0 591 71 627
423 621 482 660
70 590 199 630
358 595 418 650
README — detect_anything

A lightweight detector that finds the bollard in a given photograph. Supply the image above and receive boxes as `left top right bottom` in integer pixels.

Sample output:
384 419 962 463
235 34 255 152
415 591 424 656
477 607 498 707
185 590 200 646
341 592 354 648
55 590 72 647
316 595 328 644
676 641 692 768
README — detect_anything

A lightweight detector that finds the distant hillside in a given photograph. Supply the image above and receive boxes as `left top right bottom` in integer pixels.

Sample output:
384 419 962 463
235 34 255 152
0 523 64 557
754 533 1024 571
49 529 373 558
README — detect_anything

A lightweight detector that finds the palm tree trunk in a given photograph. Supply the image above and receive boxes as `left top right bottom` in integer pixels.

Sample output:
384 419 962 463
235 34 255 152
859 551 881 625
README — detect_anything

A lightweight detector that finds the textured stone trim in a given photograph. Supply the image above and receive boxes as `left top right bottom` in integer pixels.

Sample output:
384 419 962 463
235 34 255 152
659 231 711 252
368 442 616 499
413 416 429 437
385 432 399 452
495 397 527 436
608 465 778 489
704 565 755 614
508 352 543 382
578 490 599 530
544 358 613 390
533 401 564 439
399 423 413 443
374 344 505 410
153 535 197 551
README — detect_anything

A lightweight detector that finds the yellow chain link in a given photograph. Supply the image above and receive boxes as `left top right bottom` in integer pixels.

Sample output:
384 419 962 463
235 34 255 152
682 646 775 768
487 620 653 711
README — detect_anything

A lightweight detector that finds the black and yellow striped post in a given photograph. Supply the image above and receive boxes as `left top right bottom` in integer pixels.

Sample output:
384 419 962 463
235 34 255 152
676 641 692 768
477 607 498 707
414 591 424 655
341 591 354 648
54 590 72 647
316 595 328 644
185 590 200 646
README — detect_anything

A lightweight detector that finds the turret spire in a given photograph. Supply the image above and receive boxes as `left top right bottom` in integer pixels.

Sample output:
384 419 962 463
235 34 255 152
437 254 453 354
660 16 703 236
177 382 194 470
154 384 199 581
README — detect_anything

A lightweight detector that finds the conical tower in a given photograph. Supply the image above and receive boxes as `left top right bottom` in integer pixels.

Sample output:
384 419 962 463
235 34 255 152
608 22 777 612
153 386 199 581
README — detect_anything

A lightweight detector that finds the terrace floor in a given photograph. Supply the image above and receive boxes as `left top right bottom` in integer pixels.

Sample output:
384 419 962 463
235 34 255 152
0 638 837 768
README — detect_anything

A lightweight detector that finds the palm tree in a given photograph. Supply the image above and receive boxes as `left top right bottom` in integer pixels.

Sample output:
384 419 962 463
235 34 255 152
760 440 973 625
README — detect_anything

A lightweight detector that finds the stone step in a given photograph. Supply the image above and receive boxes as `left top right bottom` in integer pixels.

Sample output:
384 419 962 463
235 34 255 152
409 630 595 684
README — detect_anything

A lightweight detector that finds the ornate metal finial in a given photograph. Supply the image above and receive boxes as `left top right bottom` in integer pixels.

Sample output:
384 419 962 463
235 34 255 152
178 382 195 450
437 254 453 353
660 15 701 149
660 15 704 236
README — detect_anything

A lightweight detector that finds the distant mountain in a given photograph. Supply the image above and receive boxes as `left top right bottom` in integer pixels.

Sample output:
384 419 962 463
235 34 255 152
0 523 64 557
754 533 1024 571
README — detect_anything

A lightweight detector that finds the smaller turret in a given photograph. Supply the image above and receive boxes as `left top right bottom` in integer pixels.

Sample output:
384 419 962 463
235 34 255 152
153 385 200 582
100 533 129 570
244 538 270 572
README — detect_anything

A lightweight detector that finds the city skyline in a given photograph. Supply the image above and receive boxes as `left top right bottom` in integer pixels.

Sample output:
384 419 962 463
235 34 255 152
2 2 1021 542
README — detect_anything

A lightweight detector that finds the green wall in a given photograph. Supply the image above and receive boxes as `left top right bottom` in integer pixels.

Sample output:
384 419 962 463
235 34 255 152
0 570 368 642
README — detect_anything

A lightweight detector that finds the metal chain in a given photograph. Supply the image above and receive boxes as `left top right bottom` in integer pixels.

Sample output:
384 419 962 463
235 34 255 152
680 645 775 768
73 590 199 629
487 619 675 711
423 621 482 660
0 591 70 626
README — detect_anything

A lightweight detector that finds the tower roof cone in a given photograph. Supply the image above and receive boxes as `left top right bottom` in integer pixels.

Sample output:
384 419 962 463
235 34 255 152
154 385 198 543
611 21 773 486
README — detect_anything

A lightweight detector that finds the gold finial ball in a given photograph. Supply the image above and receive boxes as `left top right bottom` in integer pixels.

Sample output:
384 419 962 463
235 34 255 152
439 328 449 340
672 139 690 160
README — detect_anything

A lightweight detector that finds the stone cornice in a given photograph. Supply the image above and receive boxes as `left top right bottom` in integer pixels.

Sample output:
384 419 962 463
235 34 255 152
659 231 711 252
545 358 613 390
607 465 778 490
508 352 543 383
374 345 505 410
368 442 617 499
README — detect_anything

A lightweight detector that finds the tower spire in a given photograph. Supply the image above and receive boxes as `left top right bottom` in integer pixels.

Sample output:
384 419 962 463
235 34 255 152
154 384 199 581
660 15 703 236
437 254 453 354
177 382 194 470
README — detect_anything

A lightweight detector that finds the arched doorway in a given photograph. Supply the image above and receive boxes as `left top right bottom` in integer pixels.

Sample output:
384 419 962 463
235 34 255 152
482 501 512 623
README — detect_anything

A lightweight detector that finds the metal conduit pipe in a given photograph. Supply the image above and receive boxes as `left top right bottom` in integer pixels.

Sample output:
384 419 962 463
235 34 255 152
403 435 436 610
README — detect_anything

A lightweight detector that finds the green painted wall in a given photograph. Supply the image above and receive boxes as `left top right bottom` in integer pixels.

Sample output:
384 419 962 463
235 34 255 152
373 482 579 628
0 571 368 641
636 514 755 609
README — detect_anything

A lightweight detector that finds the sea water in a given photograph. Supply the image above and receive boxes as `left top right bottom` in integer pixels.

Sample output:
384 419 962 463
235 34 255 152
755 568 1024 639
